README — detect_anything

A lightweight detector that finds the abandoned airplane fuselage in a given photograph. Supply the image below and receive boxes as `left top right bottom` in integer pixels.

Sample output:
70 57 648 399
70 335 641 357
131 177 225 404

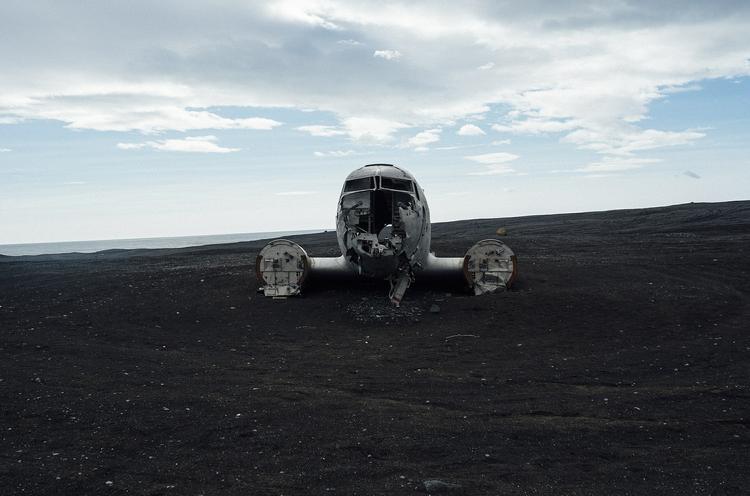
256 164 517 305
336 164 430 279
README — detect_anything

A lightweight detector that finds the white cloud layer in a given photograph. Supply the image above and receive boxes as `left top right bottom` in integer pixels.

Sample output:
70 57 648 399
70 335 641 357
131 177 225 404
373 49 402 60
297 125 347 137
465 151 520 175
458 124 486 136
0 0 748 158
577 157 661 172
0 148 11 152
468 165 516 176
561 128 706 156
343 117 408 142
313 149 357 157
117 135 239 153
465 152 520 165
407 128 441 149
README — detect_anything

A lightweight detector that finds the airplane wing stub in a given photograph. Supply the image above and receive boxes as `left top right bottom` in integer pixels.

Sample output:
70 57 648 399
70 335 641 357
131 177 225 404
256 240 360 297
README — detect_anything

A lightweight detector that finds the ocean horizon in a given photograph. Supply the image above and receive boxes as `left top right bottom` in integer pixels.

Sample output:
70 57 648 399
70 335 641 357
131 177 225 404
0 229 326 257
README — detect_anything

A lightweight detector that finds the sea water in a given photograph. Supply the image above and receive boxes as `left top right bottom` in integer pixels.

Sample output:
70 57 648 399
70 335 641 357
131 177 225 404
0 230 325 256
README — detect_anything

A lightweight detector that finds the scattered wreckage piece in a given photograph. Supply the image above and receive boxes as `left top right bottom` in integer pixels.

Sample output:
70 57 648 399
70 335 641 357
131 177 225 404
255 164 518 304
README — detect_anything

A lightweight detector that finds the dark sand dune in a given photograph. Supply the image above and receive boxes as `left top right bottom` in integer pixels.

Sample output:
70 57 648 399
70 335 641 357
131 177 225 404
1 201 748 495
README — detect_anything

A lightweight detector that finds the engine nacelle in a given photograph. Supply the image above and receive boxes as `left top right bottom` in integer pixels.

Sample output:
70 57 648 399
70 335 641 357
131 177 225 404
255 239 309 297
463 239 517 295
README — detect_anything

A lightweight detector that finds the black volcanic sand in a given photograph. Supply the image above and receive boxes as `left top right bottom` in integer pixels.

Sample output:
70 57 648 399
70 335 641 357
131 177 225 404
1 201 749 495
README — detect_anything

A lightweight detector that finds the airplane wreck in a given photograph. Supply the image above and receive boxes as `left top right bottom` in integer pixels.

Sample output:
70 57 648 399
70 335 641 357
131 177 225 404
256 164 517 305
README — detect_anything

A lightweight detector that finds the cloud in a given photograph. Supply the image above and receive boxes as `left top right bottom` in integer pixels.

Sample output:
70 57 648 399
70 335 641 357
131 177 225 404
266 3 342 30
300 119 406 142
2 86 282 133
465 152 519 165
343 117 408 142
116 143 147 150
468 164 516 176
577 157 661 172
0 1 748 156
0 147 11 152
313 149 357 157
492 119 579 135
297 125 347 137
373 49 402 60
117 135 240 153
493 114 706 160
275 191 317 196
457 124 485 136
683 170 701 179
491 139 511 145
465 151 520 175
562 127 705 156
407 128 441 148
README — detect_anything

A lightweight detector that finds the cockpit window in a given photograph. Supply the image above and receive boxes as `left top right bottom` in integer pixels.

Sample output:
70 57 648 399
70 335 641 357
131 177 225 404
344 177 375 192
379 177 413 192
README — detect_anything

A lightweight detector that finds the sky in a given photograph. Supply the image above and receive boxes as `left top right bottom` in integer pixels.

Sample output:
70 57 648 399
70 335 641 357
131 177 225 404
1 1 749 244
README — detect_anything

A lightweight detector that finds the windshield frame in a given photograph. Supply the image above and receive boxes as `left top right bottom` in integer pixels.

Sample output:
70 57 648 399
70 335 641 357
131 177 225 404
377 176 414 194
343 176 376 194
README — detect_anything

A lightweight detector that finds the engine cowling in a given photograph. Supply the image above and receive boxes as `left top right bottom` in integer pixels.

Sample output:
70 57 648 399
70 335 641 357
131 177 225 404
463 239 517 295
255 239 309 297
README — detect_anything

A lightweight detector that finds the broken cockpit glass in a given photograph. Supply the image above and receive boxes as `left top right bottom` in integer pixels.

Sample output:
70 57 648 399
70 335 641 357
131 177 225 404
341 177 417 237
379 177 413 193
343 177 376 193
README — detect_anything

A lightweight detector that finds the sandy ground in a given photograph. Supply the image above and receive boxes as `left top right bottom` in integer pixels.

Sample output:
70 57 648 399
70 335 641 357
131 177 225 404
1 201 749 495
